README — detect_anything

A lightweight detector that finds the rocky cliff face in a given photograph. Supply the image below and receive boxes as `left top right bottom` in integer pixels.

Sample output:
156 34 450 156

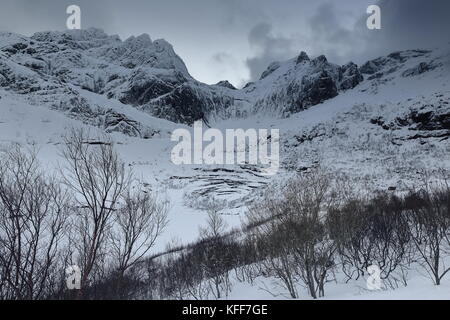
244 52 363 116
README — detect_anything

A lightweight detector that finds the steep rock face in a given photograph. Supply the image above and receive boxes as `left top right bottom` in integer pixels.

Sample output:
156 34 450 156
115 68 188 105
299 70 338 111
215 80 237 90
339 62 363 90
296 51 310 64
145 83 235 124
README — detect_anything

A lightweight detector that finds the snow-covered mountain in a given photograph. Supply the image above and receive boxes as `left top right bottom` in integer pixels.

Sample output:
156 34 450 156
0 28 369 127
0 28 240 128
1 27 450 300
1 27 450 250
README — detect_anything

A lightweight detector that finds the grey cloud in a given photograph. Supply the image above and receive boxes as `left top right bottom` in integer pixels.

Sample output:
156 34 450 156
212 52 235 64
304 2 357 63
245 22 297 81
1 0 449 85
243 2 365 81
210 52 249 88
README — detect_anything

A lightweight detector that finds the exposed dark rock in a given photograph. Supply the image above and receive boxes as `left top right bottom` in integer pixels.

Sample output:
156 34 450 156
119 77 175 105
215 80 237 90
370 117 391 130
292 124 328 145
296 51 310 64
103 110 141 137
395 106 450 132
339 62 363 90
360 50 431 77
147 84 207 125
372 97 450 142
312 55 328 67
243 82 255 89
407 131 450 140
402 61 439 77
0 29 446 133
260 62 281 80
360 61 379 75
254 53 349 116
12 43 28 51
300 71 338 108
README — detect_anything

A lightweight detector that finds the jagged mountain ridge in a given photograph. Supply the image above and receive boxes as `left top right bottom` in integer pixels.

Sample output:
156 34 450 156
0 27 450 251
0 28 449 139
0 28 242 128
0 28 368 128
242 52 363 116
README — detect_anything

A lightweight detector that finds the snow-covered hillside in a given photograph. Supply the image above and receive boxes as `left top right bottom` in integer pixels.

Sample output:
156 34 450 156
0 28 449 299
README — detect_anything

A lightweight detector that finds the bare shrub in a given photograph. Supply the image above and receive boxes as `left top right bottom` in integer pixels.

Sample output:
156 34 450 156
328 193 412 284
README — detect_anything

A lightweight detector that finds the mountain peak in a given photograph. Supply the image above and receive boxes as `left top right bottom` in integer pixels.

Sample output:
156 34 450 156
124 33 152 46
215 80 237 90
296 51 310 64
311 55 328 66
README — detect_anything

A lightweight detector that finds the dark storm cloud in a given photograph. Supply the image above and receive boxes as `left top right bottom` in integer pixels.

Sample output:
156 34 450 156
303 0 450 65
358 0 450 60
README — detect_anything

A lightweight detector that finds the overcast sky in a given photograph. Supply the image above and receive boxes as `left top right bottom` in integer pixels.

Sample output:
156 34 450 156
1 0 449 87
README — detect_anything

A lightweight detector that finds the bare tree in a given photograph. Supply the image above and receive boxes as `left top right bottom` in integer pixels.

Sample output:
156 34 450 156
111 190 169 276
108 189 168 298
246 183 300 298
61 128 130 297
198 203 233 299
0 146 70 300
